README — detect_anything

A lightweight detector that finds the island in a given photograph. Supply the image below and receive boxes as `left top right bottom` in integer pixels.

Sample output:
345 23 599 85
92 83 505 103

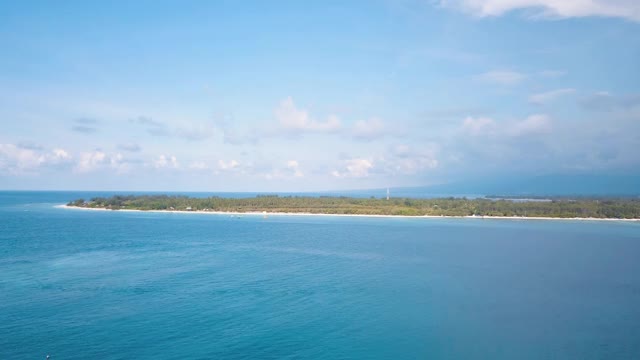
65 195 640 220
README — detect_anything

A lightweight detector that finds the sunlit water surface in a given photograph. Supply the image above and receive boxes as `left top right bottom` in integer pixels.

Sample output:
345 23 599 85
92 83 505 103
1 191 639 359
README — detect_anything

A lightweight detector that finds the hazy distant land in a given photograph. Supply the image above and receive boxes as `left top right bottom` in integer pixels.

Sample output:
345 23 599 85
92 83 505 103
65 195 640 220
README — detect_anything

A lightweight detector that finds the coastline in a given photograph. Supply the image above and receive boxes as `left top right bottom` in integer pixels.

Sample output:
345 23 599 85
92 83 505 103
56 204 640 222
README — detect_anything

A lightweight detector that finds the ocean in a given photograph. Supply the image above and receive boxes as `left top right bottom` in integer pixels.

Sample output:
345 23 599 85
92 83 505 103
1 191 639 359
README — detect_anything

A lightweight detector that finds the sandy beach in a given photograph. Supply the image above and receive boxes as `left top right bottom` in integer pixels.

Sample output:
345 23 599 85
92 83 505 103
56 204 640 222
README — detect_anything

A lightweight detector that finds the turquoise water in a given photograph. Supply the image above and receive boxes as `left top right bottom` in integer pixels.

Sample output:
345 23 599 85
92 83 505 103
1 192 640 359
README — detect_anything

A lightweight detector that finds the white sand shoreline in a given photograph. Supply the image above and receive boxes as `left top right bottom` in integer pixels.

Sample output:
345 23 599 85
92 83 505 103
56 204 640 222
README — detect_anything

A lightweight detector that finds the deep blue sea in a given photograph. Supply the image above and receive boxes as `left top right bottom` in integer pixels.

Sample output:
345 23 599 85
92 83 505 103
1 191 640 359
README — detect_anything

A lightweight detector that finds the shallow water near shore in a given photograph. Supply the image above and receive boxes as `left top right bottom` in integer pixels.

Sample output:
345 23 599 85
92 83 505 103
2 191 640 359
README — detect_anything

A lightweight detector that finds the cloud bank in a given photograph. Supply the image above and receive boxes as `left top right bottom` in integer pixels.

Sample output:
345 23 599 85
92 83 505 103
440 0 640 21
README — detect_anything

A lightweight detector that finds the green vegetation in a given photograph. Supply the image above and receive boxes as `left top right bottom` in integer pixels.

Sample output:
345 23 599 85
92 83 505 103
67 195 640 219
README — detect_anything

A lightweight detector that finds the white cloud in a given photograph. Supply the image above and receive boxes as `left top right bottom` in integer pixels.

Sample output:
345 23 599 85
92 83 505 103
153 154 179 169
109 153 130 174
270 98 393 140
474 70 526 85
462 114 551 137
538 70 566 78
352 118 386 140
262 160 305 179
0 144 46 173
0 144 73 174
275 97 342 133
440 0 640 21
52 148 72 161
332 158 374 178
462 116 496 136
0 145 130 175
529 88 576 104
74 151 107 173
509 114 552 136
73 151 129 173
218 159 240 170
286 160 304 177
475 69 571 87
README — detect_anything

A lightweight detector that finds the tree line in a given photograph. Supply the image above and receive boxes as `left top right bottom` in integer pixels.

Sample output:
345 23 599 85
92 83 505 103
68 195 640 219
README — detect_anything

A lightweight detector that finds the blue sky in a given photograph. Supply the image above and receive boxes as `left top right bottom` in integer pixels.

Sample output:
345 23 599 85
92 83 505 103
1 0 639 191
